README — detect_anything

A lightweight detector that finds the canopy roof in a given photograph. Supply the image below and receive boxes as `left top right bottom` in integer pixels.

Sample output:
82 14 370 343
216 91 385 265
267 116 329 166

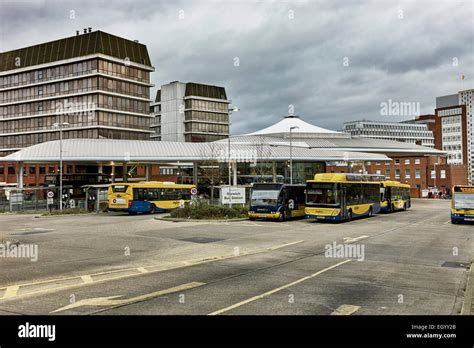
2 138 391 163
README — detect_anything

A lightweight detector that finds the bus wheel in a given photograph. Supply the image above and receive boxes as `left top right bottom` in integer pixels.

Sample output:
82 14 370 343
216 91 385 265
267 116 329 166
403 203 407 211
347 210 352 222
368 207 373 217
149 204 156 214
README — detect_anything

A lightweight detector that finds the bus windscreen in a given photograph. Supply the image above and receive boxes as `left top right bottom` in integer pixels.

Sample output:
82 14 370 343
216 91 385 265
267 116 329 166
251 190 280 206
306 183 339 206
454 192 474 210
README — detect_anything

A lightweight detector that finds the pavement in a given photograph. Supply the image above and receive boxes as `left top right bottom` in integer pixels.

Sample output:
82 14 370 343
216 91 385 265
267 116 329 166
0 198 472 315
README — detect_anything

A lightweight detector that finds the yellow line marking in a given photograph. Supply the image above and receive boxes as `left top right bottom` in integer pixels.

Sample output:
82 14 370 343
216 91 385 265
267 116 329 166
51 281 205 313
2 285 19 299
81 275 93 284
208 259 352 315
330 304 361 315
0 240 304 302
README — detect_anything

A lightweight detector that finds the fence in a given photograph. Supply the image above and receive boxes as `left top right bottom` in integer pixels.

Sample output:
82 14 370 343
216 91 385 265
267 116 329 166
0 187 87 212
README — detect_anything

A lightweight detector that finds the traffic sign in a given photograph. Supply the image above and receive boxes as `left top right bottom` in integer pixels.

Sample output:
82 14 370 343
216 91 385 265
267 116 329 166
47 198 54 205
190 187 198 195
47 191 54 198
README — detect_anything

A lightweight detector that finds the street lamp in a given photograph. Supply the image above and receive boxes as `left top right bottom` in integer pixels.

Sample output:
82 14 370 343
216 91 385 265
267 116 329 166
53 121 70 211
433 162 439 195
289 126 299 184
227 106 240 206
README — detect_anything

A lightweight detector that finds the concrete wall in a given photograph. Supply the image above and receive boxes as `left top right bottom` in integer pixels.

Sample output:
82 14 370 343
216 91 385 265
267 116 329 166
160 82 186 142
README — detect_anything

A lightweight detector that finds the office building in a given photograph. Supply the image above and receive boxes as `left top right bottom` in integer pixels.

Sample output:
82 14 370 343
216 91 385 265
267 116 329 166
0 29 154 156
342 120 435 148
150 81 230 142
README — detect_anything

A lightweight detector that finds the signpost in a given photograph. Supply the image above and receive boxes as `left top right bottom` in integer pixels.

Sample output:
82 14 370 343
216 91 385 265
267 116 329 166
221 186 245 205
47 190 54 213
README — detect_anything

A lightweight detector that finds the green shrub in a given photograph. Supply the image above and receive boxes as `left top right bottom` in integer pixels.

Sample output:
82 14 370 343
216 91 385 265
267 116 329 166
169 198 248 220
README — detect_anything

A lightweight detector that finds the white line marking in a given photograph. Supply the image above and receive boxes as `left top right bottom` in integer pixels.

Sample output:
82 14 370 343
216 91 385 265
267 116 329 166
208 259 352 315
81 275 93 284
51 281 205 313
330 304 361 315
2 285 19 299
343 235 369 244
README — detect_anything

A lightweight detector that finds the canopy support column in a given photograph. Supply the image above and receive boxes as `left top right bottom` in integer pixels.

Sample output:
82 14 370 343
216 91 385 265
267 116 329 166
193 162 198 185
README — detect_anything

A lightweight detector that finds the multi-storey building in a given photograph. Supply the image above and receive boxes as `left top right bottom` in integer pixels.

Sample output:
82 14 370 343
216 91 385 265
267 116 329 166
0 29 154 156
342 120 435 148
150 81 230 142
437 90 473 183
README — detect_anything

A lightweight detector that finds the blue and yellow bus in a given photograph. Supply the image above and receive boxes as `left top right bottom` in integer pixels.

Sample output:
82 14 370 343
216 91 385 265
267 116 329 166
108 181 196 214
305 173 382 222
248 183 306 221
380 181 411 213
451 185 474 224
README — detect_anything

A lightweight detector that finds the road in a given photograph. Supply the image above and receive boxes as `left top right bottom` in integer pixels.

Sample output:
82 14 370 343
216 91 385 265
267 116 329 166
0 199 472 315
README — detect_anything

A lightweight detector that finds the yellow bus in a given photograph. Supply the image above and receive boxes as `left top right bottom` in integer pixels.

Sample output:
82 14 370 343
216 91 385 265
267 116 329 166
451 185 474 224
305 173 382 222
108 181 196 214
380 181 411 213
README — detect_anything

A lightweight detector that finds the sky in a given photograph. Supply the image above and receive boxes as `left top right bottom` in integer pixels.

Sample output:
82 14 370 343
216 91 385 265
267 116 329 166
1 0 473 134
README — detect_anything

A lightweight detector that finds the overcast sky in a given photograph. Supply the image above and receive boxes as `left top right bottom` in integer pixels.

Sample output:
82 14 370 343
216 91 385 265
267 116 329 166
1 0 473 134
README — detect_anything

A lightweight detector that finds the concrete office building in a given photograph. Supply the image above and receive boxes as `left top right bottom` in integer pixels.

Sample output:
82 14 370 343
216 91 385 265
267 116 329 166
150 81 230 142
342 120 435 148
436 90 473 183
0 29 154 157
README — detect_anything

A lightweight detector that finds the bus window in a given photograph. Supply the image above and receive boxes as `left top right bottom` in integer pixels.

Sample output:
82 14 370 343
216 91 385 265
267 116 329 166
306 183 339 205
251 189 280 206
112 185 128 193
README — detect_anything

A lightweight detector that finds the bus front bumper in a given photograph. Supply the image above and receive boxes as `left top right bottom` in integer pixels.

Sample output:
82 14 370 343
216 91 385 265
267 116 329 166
248 211 281 219
451 213 474 222
305 214 341 221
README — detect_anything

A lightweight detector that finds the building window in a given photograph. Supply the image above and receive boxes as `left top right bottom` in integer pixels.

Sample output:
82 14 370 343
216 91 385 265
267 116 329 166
440 170 446 179
395 169 400 179
395 159 400 165
39 166 46 174
415 169 421 179
376 170 381 175
405 169 410 179
431 170 436 179
29 166 36 175
415 158 420 165
8 166 15 175
405 159 410 165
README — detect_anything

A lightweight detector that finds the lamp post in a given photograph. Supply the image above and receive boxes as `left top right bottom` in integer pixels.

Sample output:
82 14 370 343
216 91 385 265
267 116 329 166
289 126 299 184
433 162 439 196
53 121 70 211
227 106 240 206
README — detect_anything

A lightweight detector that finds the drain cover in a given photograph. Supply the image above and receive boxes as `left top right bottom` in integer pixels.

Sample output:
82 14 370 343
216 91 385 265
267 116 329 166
180 237 225 244
441 261 469 269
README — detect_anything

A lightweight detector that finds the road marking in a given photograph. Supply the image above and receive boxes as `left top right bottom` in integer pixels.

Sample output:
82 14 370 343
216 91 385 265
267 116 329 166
208 259 352 315
343 235 369 244
81 275 93 283
0 240 304 302
51 281 205 313
330 304 360 315
2 285 19 299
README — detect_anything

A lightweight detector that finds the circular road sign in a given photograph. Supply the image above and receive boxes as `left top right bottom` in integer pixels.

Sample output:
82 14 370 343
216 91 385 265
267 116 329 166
190 187 198 195
47 191 54 198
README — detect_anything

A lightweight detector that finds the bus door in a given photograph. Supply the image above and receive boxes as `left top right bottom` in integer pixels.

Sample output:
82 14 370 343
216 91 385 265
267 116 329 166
341 186 348 219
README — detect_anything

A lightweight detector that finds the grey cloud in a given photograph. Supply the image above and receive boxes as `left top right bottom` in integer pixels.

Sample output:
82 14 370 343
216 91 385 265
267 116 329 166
1 0 472 134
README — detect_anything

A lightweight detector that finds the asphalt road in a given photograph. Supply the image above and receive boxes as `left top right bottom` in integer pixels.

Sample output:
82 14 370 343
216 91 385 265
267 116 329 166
0 199 472 315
